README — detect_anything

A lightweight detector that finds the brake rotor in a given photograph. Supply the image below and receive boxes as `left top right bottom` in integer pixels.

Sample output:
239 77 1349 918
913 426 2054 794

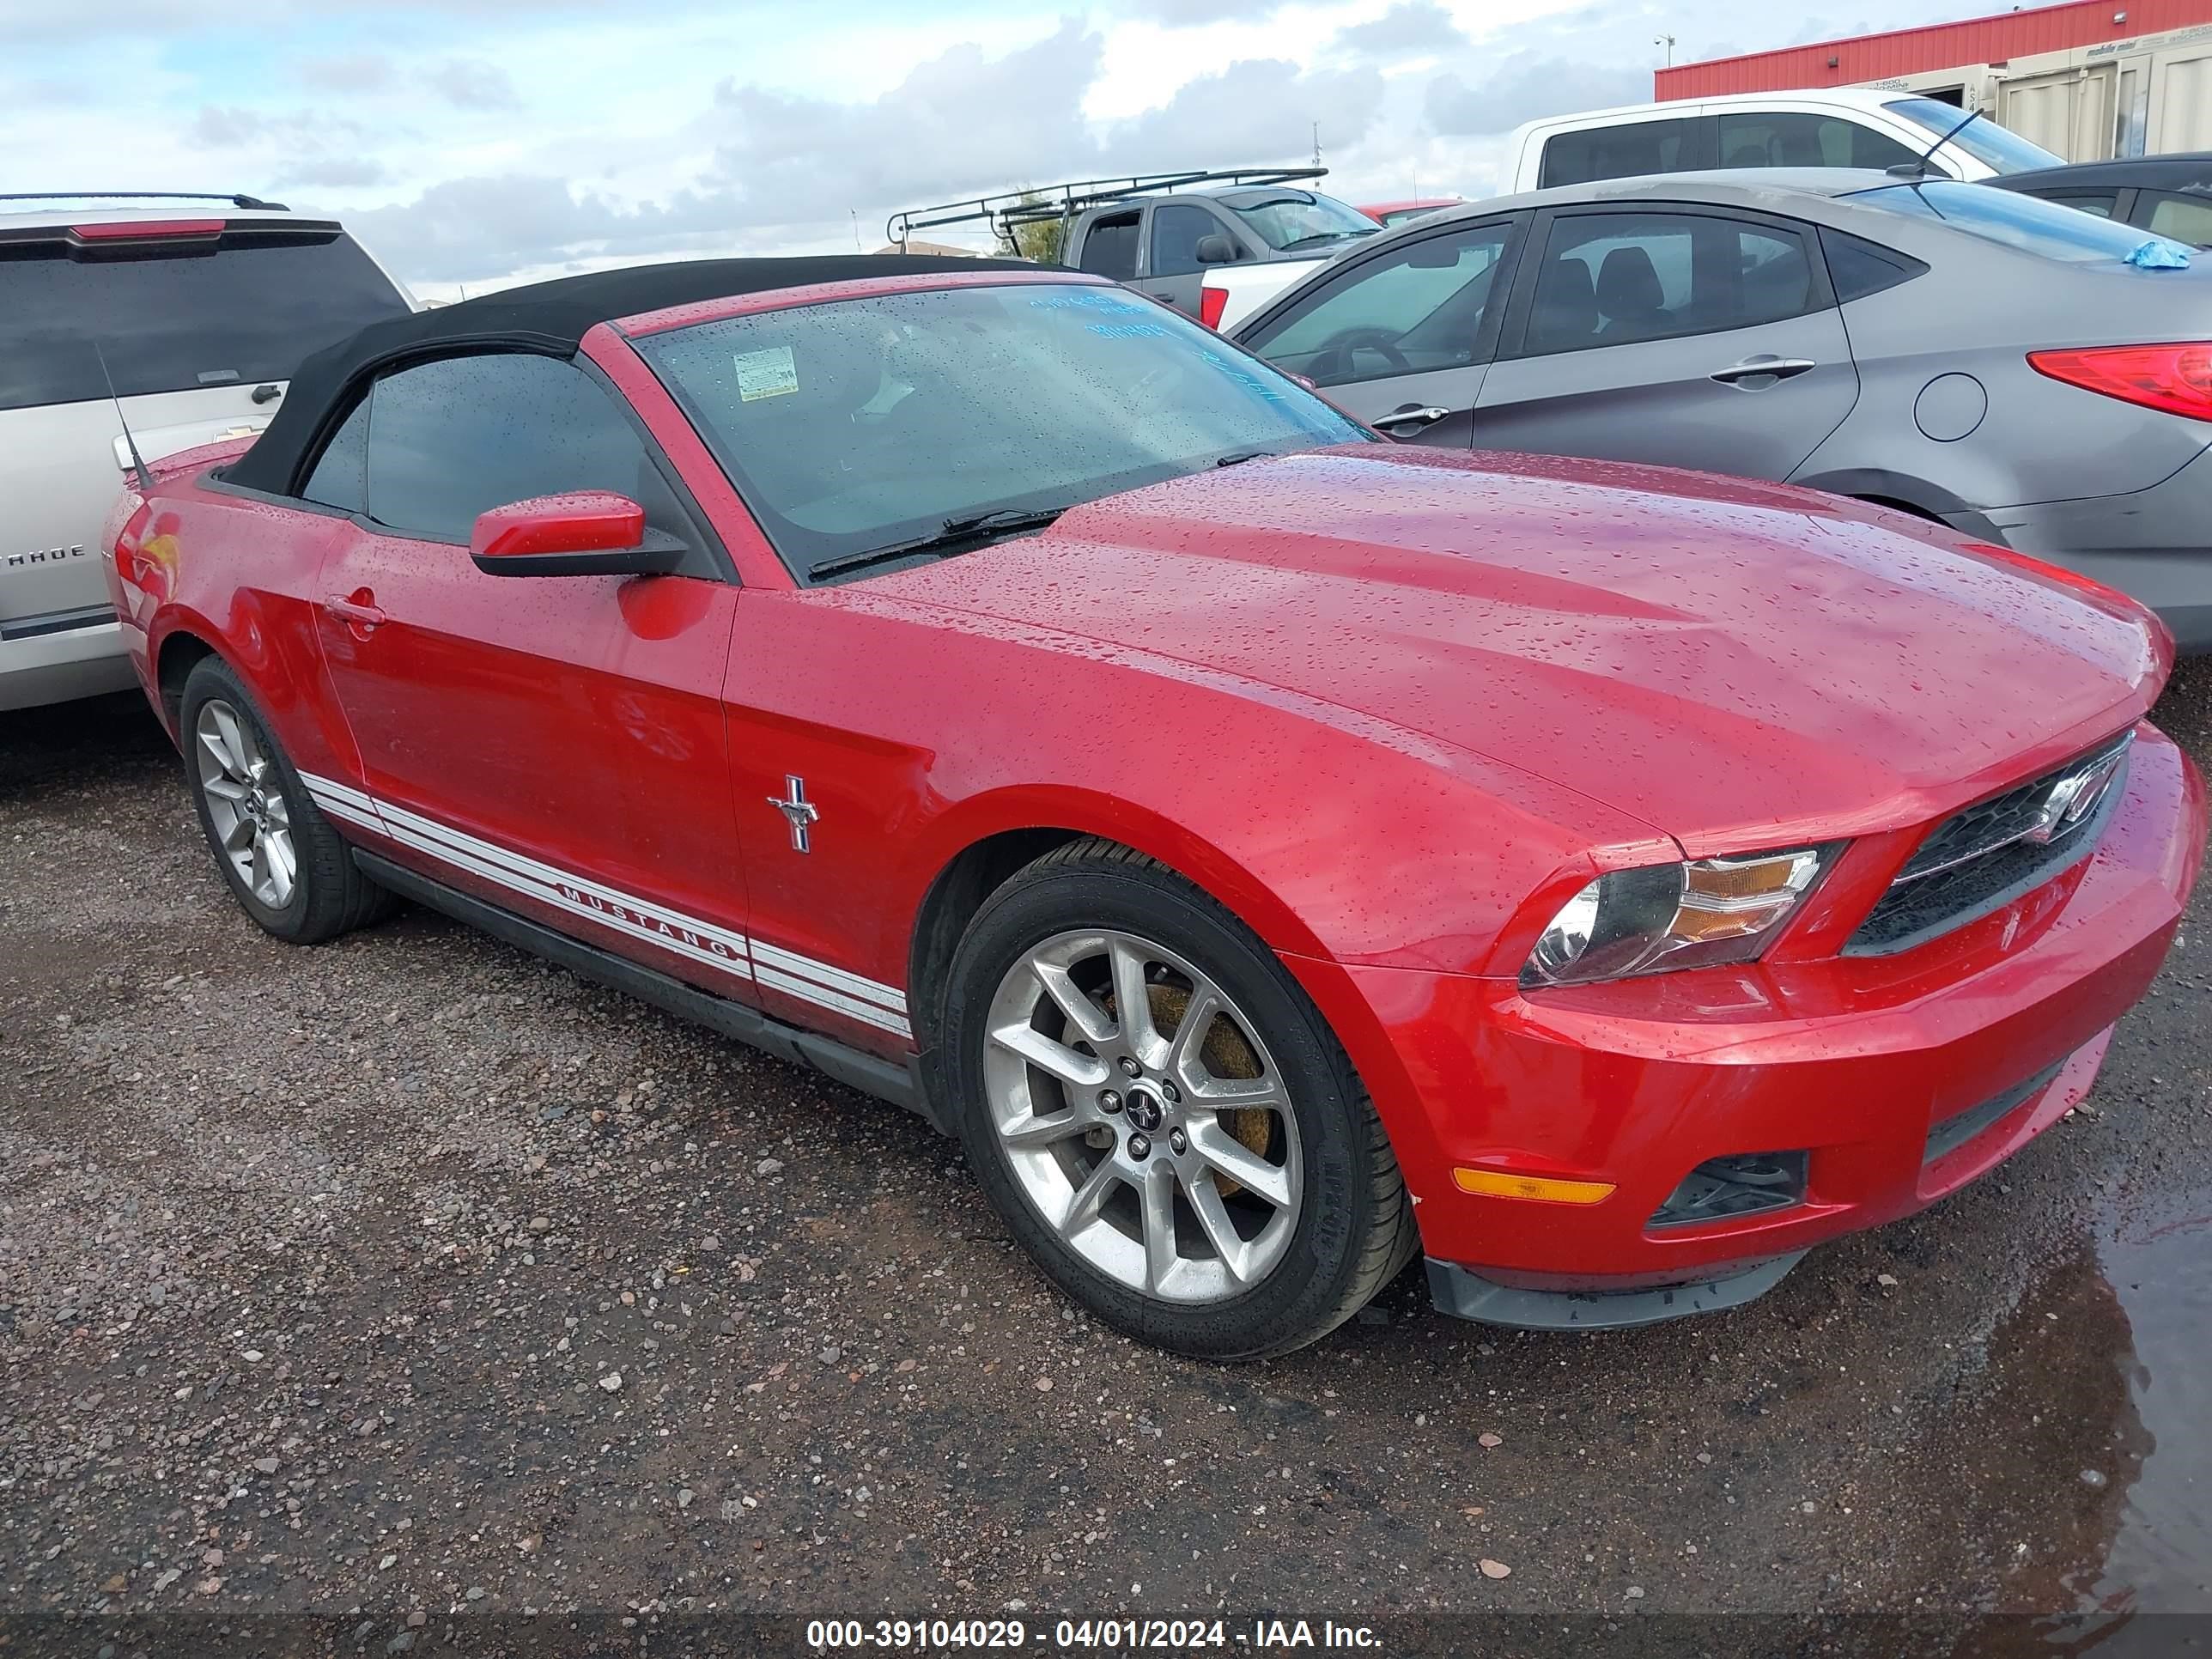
1097 982 1274 1196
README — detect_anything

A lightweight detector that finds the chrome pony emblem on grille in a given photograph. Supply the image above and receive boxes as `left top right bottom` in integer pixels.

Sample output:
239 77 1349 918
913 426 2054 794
2023 742 2130 845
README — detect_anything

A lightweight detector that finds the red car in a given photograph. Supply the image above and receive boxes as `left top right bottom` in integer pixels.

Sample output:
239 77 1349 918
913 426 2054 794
102 255 2203 1359
1357 197 1465 228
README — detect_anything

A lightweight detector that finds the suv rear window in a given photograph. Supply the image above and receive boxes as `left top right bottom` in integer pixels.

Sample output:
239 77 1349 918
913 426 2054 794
0 229 408 412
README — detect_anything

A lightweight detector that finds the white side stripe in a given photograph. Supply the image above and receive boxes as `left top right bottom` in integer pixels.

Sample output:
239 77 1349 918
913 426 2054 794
754 965 914 1035
294 769 909 1036
375 798 754 963
749 939 907 1013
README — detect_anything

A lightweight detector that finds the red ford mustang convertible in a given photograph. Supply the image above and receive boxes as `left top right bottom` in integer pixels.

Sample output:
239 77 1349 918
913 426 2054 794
103 255 2203 1358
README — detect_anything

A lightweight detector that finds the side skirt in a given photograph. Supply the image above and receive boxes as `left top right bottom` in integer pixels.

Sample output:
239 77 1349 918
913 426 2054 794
352 849 950 1135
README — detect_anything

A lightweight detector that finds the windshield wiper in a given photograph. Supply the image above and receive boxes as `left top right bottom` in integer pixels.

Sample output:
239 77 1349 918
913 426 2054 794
805 506 1071 582
1213 448 1280 468
1279 231 1366 252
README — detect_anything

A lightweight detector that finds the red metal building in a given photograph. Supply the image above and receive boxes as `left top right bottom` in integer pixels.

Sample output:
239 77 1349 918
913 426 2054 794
1657 0 2211 97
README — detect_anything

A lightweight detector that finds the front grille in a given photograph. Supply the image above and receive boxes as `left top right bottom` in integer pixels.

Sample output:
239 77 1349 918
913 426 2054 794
1923 1058 2066 1165
1847 733 2132 956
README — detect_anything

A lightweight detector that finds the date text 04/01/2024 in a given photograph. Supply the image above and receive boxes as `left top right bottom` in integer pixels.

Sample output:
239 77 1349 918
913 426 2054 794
803 1617 1382 1650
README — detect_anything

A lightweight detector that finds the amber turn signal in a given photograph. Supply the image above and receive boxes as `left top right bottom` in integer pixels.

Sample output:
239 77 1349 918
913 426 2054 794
1452 1167 1617 1205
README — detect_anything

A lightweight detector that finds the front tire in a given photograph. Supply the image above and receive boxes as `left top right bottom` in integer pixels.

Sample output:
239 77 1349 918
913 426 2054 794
179 656 392 944
943 839 1417 1360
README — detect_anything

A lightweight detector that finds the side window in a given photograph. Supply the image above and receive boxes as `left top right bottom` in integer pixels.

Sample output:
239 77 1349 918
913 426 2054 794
1716 112 1920 172
300 397 368 514
1539 118 1712 188
1523 212 1820 355
2033 188 2121 219
1820 228 1929 302
1244 220 1520 387
1149 204 1223 277
2143 191 2212 246
1077 211 1140 280
362 353 686 544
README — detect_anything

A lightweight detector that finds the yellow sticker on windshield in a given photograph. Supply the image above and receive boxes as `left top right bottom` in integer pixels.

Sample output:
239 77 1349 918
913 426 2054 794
733 346 799 402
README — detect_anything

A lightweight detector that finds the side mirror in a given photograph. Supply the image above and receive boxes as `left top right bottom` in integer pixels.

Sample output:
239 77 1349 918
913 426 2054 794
1194 233 1238 265
468 491 683 578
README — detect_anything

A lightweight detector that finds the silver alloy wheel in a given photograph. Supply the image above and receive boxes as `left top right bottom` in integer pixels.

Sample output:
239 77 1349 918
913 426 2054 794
981 928 1303 1304
193 698 298 910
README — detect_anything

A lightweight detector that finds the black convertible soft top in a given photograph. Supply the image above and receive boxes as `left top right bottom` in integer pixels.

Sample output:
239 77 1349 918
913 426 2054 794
225 252 1035 495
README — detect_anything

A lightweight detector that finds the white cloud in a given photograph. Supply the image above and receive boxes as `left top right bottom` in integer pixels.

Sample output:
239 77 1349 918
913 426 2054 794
0 0 1983 290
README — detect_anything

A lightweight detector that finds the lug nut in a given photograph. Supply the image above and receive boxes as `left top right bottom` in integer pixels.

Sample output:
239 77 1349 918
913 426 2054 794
1117 1056 1141 1078
1127 1133 1152 1160
1169 1128 1188 1155
1159 1080 1180 1103
1098 1090 1122 1114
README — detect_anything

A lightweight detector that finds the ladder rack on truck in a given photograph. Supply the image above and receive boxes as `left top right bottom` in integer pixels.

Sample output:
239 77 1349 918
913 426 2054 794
885 167 1328 252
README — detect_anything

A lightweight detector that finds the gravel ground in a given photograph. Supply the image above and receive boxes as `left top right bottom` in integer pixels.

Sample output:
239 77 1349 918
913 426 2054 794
3 674 2209 1652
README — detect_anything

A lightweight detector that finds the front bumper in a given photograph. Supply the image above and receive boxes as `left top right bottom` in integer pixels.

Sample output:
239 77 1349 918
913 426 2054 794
0 617 136 713
1294 723 2203 1324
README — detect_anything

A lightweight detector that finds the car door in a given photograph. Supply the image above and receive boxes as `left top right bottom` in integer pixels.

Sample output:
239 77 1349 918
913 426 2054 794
1470 206 1858 483
1237 214 1528 444
307 349 755 1000
1142 201 1233 315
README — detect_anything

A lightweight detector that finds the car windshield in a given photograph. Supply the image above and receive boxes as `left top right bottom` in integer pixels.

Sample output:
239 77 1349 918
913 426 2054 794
636 282 1371 583
1217 189 1381 252
1883 99 2063 174
1844 179 2195 264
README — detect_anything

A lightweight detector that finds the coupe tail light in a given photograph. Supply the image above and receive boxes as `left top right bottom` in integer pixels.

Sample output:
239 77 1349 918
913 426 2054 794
2028 343 2212 422
1199 285 1228 330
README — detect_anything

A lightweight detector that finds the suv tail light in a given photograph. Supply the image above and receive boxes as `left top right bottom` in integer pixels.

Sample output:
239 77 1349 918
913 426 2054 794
2028 343 2212 422
70 219 224 242
1199 285 1228 330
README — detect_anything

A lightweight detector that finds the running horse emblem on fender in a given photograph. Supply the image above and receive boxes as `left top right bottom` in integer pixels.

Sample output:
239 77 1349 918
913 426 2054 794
768 775 821 853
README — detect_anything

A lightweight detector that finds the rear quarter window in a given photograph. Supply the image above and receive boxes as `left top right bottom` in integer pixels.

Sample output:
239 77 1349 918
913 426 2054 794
0 229 408 412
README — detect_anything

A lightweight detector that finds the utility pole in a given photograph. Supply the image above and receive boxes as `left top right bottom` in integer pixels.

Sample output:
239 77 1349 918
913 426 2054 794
1311 121 1321 168
1655 33 1675 66
850 209 863 252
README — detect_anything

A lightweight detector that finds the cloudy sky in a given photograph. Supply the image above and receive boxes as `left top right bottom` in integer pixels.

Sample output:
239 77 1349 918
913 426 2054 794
2 0 1976 299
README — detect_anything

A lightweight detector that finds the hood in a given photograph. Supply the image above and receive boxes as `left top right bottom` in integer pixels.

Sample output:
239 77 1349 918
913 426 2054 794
876 446 2164 851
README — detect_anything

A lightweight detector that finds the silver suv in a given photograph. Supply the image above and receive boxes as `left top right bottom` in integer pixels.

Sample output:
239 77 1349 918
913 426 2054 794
1 193 413 711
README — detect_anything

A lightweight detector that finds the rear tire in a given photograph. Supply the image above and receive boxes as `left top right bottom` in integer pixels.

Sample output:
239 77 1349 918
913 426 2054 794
179 656 392 944
942 837 1418 1361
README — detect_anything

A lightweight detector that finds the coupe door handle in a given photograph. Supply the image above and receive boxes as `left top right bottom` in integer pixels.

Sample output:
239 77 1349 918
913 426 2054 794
1377 404 1455 431
1709 356 1817 386
323 593 386 630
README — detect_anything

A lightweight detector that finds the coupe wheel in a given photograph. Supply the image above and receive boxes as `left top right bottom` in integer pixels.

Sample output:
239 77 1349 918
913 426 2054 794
945 838 1418 1360
179 656 392 944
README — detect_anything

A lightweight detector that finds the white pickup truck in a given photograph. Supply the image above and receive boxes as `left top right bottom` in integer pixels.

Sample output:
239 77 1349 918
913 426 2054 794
1 193 413 711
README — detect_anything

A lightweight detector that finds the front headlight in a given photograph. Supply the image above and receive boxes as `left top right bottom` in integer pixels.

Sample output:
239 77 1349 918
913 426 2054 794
1521 844 1840 988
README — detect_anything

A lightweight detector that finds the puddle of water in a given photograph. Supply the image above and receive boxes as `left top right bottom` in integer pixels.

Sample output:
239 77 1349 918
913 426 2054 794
2073 1199 2212 1617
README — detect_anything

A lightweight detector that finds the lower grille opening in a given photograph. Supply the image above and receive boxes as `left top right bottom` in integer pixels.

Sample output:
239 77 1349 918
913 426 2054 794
1649 1151 1808 1230
1923 1059 2066 1166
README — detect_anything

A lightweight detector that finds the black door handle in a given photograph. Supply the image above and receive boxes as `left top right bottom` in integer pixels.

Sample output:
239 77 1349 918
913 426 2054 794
1709 356 1816 386
251 383 283 404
